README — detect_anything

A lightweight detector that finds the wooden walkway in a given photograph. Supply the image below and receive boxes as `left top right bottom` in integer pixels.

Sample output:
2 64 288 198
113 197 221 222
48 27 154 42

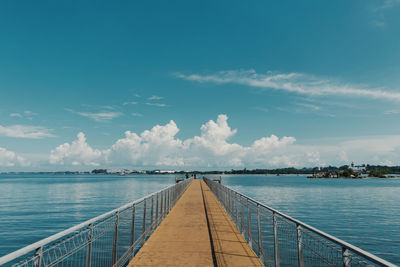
128 180 263 266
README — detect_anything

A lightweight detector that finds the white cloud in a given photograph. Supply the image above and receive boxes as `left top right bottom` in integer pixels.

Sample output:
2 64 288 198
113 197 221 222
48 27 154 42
0 147 29 167
376 0 400 10
10 113 22 118
148 95 164 100
384 109 400 115
253 107 269 113
0 125 55 139
9 111 37 119
123 101 138 105
131 113 143 117
146 103 167 107
76 111 122 122
175 69 400 102
49 132 103 166
49 115 298 168
297 103 321 111
48 115 400 168
24 110 37 116
371 0 400 28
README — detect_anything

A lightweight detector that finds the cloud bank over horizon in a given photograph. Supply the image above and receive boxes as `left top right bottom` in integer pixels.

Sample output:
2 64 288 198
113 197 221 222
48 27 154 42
44 114 400 170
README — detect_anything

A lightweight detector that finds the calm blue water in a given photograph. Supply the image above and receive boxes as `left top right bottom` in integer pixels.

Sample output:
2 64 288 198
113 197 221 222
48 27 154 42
0 174 399 264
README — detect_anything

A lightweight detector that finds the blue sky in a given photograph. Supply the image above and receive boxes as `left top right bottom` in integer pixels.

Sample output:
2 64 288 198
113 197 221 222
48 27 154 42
1 0 400 170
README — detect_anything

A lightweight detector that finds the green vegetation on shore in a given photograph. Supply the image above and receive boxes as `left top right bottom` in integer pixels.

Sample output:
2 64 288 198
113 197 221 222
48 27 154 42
368 168 390 177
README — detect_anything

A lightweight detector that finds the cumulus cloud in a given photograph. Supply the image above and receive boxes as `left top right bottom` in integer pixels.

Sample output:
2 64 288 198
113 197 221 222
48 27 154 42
49 132 103 166
175 70 400 102
48 115 400 168
0 125 55 139
49 115 298 168
106 120 185 166
0 147 29 167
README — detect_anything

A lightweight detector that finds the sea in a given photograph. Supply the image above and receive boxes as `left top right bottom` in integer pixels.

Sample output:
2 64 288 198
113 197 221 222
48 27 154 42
0 174 399 264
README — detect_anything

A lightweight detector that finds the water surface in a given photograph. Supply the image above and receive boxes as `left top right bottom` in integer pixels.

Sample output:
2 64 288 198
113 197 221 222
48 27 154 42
0 174 398 264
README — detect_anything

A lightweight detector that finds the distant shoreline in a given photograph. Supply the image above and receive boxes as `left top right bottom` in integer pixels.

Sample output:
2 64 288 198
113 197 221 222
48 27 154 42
1 172 400 178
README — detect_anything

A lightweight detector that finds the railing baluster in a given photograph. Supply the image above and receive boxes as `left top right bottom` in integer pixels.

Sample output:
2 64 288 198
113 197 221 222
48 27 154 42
86 223 93 267
241 196 245 236
155 193 159 226
112 211 119 266
342 248 350 267
297 224 304 267
167 189 170 213
227 189 232 215
150 195 154 231
248 199 252 246
164 190 167 217
160 191 164 219
235 192 239 224
33 246 42 267
130 204 136 258
142 199 147 246
273 212 280 267
257 205 264 263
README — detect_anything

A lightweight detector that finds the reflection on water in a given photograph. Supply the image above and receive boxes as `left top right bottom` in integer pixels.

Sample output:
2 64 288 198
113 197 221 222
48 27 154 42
0 174 174 255
0 174 399 264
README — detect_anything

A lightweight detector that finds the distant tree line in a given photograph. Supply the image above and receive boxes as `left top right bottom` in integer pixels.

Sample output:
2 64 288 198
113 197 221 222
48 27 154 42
89 165 400 175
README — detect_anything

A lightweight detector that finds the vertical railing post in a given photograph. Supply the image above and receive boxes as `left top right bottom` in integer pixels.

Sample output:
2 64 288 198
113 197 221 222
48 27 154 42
150 195 154 231
241 197 245 236
235 193 239 225
342 248 350 267
155 193 159 226
228 189 232 215
33 246 43 267
160 191 164 219
248 199 252 247
164 190 167 217
86 223 93 267
112 211 119 266
142 199 147 245
257 205 264 263
167 189 170 213
273 212 280 267
130 205 136 252
297 224 304 267
229 190 235 216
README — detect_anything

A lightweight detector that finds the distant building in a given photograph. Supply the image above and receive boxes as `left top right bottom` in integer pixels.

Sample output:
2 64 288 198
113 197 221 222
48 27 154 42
349 162 366 172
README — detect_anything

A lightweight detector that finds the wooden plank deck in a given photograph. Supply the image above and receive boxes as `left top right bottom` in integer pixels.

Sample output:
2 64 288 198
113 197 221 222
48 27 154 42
128 180 263 267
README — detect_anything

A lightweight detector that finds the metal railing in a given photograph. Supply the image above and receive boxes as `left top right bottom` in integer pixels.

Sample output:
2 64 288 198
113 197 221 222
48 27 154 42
203 178 396 267
0 179 192 267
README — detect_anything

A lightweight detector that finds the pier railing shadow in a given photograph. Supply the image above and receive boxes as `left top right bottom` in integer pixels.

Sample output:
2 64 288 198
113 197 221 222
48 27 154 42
0 179 193 267
203 178 396 267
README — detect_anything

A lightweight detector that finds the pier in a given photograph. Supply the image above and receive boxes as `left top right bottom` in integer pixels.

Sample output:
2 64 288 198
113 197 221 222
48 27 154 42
129 180 262 266
0 178 396 267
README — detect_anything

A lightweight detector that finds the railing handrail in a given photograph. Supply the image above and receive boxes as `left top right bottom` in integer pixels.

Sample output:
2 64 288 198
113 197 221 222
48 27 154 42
0 181 184 265
203 177 397 267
